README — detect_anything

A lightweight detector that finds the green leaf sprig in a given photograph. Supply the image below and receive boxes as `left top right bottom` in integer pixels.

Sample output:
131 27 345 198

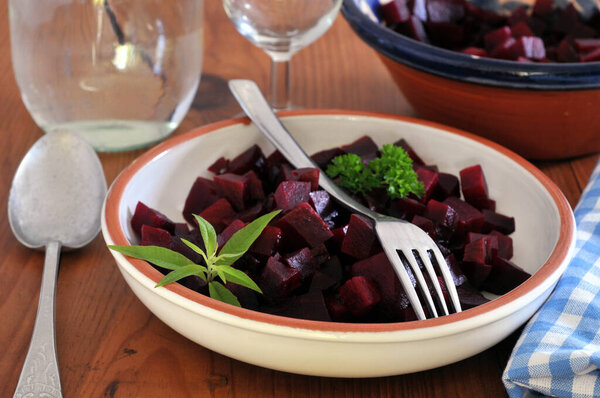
109 210 280 307
326 144 425 199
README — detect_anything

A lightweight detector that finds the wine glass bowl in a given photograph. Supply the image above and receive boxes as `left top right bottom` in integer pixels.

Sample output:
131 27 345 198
223 0 342 109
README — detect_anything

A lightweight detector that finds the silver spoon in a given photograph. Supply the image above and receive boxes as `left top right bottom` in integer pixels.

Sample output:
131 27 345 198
8 131 107 398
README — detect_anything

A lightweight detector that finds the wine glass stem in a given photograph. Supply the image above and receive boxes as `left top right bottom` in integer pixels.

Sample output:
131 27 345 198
269 57 291 111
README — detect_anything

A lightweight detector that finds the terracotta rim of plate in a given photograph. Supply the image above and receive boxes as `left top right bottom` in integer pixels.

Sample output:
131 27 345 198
104 109 574 333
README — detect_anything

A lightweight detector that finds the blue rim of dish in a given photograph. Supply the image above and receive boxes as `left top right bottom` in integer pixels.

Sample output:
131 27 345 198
342 0 600 90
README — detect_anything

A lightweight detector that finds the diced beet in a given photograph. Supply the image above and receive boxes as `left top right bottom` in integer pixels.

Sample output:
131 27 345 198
237 202 263 223
460 165 490 210
434 172 460 200
141 224 172 248
460 260 492 288
214 173 249 212
532 0 553 19
482 256 531 295
274 180 311 212
183 177 220 224
199 198 236 233
310 147 343 169
292 168 320 191
259 256 302 300
426 22 465 49
309 190 333 216
339 276 381 317
278 163 296 183
392 197 426 220
574 38 600 52
325 293 352 321
276 202 334 250
326 225 347 254
341 214 376 259
415 167 439 203
321 255 344 285
266 150 286 169
489 38 517 59
400 15 430 43
170 234 205 265
456 282 490 309
424 199 458 240
484 26 512 52
464 2 506 25
310 271 337 292
482 209 515 234
244 170 265 201
234 252 262 274
527 16 547 36
572 23 597 39
410 0 428 21
310 243 330 265
381 0 411 24
208 156 228 174
426 0 465 23
508 36 546 60
580 48 600 62
174 223 190 236
490 230 513 259
249 226 282 258
556 39 579 62
412 215 436 238
461 47 487 57
226 281 259 310
444 196 484 237
446 253 467 286
463 237 496 264
131 201 175 235
508 6 528 26
340 136 378 163
227 144 265 175
554 4 579 35
263 291 332 322
394 138 425 166
285 247 319 280
217 219 246 247
511 21 534 38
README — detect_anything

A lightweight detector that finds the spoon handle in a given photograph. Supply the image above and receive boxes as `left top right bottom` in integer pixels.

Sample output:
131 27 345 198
14 241 63 398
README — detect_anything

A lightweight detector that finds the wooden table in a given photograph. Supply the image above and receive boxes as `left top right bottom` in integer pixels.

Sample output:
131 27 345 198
1 1 597 397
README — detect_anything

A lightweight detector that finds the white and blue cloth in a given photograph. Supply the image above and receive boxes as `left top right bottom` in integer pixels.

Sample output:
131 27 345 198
503 160 600 397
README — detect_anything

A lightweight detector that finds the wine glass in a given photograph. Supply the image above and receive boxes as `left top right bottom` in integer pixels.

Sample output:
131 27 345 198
223 0 342 110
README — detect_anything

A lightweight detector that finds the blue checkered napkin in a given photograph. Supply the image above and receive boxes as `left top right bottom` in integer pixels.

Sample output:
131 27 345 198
503 160 600 398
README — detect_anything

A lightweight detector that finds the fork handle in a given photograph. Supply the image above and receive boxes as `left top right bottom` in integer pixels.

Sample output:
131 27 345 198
229 79 383 221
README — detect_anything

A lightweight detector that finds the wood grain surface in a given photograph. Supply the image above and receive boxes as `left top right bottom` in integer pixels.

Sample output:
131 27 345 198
1 1 596 397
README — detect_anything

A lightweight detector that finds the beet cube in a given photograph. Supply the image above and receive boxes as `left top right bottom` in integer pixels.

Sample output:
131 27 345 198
482 209 515 234
527 16 547 37
400 15 430 43
410 0 428 21
460 165 490 210
259 256 302 300
217 219 246 247
131 201 175 235
482 256 531 295
434 172 460 200
292 168 320 191
381 0 411 24
321 255 344 285
508 6 528 26
489 38 517 59
426 0 465 23
141 224 172 248
508 36 546 60
310 244 330 265
484 26 512 52
310 271 337 292
227 144 265 175
182 177 219 224
310 147 343 169
244 170 265 201
532 0 553 19
309 190 333 216
444 196 484 237
490 230 513 259
234 252 262 274
424 199 458 240
412 215 436 238
580 48 600 62
237 202 263 223
394 138 425 166
174 223 190 236
446 253 467 286
460 261 492 288
415 167 439 203
510 21 534 38
274 180 311 212
426 22 465 49
214 173 249 212
226 281 259 310
556 39 579 62
249 226 282 258
278 163 296 183
461 47 488 57
170 234 205 265
326 225 347 254
285 247 319 280
199 198 236 233
276 202 334 249
574 38 600 53
463 237 495 264
325 293 352 321
208 156 229 174
263 291 332 322
341 214 376 259
339 276 381 317
340 136 379 163
392 197 426 220
554 3 579 34
456 282 490 309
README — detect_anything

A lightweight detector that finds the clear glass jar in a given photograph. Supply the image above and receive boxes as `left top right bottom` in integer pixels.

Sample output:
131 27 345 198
9 0 204 151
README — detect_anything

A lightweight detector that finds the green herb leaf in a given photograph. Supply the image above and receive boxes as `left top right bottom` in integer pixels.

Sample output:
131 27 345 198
180 238 209 264
108 245 195 270
217 210 281 264
219 265 262 293
216 267 227 284
208 281 241 307
156 264 205 287
326 153 378 195
194 214 217 257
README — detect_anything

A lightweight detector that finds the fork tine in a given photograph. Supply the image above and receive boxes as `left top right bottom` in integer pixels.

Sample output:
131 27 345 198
402 249 439 318
432 247 462 313
381 246 427 320
417 249 449 316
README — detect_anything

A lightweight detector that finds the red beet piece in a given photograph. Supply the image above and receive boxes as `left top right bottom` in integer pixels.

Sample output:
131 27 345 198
572 23 597 39
463 237 497 264
321 255 344 284
489 37 517 59
446 253 467 286
392 197 426 220
490 230 513 259
217 219 246 247
227 144 265 175
259 256 302 300
264 291 332 322
326 225 347 254
574 38 600 52
292 168 320 191
174 223 190 236
208 156 229 174
274 180 311 212
554 3 580 35
141 224 172 248
509 36 546 60
199 198 236 233
482 209 515 234
183 177 219 224
285 247 319 280
415 167 439 203
434 172 460 200
310 147 343 169
309 271 338 292
460 261 492 289
276 202 334 249
310 243 330 265
309 190 334 216
340 136 378 162
339 276 381 317
237 202 264 223
527 16 547 36
214 173 249 212
278 163 296 182
460 165 490 210
244 170 265 201
580 48 600 62
401 15 430 42
226 281 259 310
325 293 352 321
412 215 436 238
456 282 490 309
426 22 465 49
410 0 428 21
508 6 528 26
341 214 376 259
424 199 458 239
426 0 465 23
381 0 411 24
394 138 425 165
532 0 553 19
484 26 512 52
250 226 282 258
464 2 506 25
511 21 534 38
556 39 579 62
444 196 484 237
461 47 488 57
131 201 175 235
482 256 531 295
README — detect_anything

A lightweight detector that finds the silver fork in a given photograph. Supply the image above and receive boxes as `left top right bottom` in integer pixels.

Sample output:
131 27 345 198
229 79 462 320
